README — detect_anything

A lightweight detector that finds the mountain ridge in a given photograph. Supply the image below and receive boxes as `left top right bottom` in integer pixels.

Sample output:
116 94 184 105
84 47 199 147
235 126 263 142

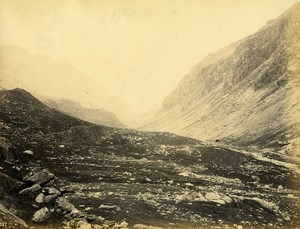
142 3 300 154
39 96 124 128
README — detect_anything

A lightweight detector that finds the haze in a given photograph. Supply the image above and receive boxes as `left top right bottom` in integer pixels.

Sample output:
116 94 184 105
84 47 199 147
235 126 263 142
0 0 298 123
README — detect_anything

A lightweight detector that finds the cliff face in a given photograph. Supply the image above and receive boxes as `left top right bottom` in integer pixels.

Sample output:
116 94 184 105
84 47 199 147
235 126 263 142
143 3 300 151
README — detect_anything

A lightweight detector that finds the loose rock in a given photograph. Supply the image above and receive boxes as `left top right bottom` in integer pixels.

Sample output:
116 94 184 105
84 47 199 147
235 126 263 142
56 197 75 212
25 170 55 185
19 184 42 197
32 207 51 223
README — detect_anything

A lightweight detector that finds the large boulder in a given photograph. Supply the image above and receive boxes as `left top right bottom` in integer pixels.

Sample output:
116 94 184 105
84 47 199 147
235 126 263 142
0 204 28 228
35 193 45 204
32 207 51 223
25 169 55 185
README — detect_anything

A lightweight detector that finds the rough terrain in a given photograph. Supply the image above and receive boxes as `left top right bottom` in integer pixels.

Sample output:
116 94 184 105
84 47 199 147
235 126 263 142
0 88 299 228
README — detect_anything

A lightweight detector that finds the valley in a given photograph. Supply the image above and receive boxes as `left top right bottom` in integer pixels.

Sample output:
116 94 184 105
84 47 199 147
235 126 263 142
0 88 299 228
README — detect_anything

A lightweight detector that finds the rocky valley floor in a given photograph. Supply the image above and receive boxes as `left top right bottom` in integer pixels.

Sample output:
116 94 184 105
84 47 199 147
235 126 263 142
0 89 300 229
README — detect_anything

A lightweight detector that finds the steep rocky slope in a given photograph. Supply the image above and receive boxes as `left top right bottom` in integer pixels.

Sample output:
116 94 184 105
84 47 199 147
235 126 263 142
40 97 124 128
0 88 299 228
143 3 300 153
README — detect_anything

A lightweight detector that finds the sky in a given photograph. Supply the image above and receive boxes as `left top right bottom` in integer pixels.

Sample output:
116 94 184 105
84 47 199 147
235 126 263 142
0 0 299 120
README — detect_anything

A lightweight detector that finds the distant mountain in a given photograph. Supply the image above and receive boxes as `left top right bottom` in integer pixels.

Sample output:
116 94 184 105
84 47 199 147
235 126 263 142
143 3 300 152
40 96 124 128
0 45 122 114
0 88 88 133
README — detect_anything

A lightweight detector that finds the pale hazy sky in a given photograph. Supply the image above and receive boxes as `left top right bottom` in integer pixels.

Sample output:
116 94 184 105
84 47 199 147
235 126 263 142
0 0 299 119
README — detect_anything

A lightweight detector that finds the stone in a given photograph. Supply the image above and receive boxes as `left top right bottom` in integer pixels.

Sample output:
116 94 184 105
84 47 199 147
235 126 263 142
222 196 233 204
46 187 61 195
32 207 51 223
205 192 221 200
99 204 121 211
56 197 75 212
35 193 45 204
19 184 42 197
22 150 33 155
44 194 60 203
118 221 129 228
0 204 28 228
25 170 55 185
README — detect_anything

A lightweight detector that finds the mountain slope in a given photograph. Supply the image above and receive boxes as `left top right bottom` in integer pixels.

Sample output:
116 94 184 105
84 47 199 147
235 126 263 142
0 88 88 133
143 3 300 152
0 88 299 228
40 97 124 128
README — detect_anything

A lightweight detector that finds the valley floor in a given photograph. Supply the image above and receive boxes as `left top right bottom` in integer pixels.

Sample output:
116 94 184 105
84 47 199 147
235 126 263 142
1 126 300 229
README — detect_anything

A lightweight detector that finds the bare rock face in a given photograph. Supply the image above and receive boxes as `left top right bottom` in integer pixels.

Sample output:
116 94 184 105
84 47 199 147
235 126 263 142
32 207 51 223
142 3 300 150
0 204 28 228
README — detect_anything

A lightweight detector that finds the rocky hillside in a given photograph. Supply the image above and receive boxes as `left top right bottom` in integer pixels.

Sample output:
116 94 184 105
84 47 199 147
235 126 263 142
142 3 300 153
0 89 299 228
41 97 124 128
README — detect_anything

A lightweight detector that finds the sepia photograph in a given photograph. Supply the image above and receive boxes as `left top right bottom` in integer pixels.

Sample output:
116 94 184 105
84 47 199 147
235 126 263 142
0 0 300 228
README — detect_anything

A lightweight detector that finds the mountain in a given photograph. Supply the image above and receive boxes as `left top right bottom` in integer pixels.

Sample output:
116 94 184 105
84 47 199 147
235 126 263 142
0 45 122 114
142 3 300 153
0 88 299 228
0 88 88 133
39 96 124 128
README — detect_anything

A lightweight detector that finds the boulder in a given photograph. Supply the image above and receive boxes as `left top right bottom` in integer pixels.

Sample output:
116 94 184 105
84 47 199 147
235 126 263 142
56 197 75 212
19 184 42 198
44 193 60 203
45 187 61 195
32 207 51 223
0 204 28 228
35 193 45 204
25 169 55 185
